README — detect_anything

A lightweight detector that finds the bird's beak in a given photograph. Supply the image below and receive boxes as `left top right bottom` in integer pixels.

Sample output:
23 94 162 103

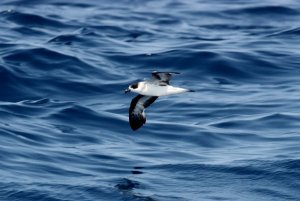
124 88 130 93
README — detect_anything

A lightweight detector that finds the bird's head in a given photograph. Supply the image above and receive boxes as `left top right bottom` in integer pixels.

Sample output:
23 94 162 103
125 82 140 93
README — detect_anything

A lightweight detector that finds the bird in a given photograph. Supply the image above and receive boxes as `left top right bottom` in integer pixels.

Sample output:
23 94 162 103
125 71 193 131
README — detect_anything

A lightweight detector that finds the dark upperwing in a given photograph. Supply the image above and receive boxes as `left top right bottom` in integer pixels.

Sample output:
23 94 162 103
151 71 180 85
129 95 158 131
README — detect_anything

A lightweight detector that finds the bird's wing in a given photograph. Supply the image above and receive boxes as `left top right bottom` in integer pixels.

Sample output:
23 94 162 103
129 95 158 131
151 71 180 85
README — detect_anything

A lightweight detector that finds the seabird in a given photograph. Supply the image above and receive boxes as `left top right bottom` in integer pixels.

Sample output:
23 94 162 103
125 71 193 131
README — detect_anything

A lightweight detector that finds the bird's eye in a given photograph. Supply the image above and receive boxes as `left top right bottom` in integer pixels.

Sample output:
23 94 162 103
131 83 138 89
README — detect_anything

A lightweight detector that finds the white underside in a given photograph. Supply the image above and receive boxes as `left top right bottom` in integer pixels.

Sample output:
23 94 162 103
134 83 189 96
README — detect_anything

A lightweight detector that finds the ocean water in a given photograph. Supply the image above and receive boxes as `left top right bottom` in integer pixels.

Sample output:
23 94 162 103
1 0 300 200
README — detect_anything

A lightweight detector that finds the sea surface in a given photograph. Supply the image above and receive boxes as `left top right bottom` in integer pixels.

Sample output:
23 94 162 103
1 0 300 200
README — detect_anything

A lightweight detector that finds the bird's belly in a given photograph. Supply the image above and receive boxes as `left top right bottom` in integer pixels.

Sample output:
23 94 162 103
140 85 187 96
141 86 168 96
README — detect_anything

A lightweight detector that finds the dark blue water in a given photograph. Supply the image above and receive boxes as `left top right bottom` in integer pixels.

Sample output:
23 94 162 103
1 0 300 200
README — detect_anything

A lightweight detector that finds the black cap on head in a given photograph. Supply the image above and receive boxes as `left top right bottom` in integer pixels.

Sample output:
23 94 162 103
131 83 138 89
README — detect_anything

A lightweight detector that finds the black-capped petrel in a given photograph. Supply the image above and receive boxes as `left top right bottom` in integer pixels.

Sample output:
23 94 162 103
125 71 193 131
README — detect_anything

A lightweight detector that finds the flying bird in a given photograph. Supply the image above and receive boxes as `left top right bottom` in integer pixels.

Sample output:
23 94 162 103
125 71 193 131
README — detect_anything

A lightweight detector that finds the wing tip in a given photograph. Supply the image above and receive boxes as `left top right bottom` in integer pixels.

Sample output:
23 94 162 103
129 114 146 131
131 126 141 131
129 119 145 131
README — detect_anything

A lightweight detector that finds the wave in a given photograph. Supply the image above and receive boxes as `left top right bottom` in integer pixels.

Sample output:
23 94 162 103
1 46 124 101
211 113 300 131
225 5 299 16
268 27 300 37
2 10 68 28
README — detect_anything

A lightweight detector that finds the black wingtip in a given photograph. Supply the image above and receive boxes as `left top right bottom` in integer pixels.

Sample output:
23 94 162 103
131 126 140 131
188 89 196 92
129 115 145 131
